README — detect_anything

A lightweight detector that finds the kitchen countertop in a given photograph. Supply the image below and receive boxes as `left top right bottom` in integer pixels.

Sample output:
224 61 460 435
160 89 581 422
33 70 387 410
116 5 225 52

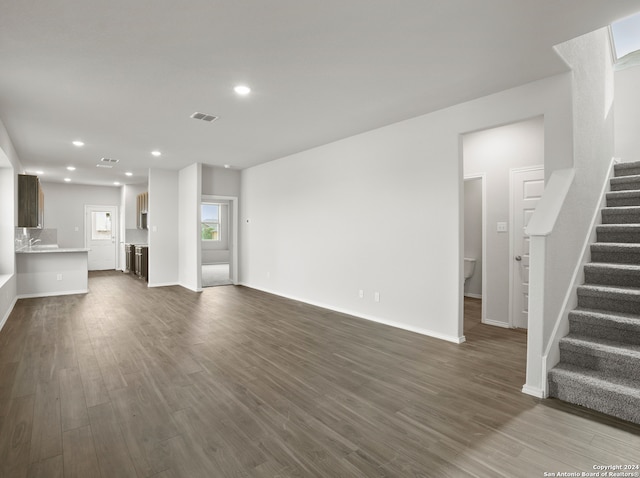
16 245 90 254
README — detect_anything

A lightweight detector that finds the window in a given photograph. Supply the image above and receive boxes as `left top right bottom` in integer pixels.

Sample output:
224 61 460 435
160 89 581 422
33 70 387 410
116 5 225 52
91 211 112 240
611 12 640 60
201 203 220 241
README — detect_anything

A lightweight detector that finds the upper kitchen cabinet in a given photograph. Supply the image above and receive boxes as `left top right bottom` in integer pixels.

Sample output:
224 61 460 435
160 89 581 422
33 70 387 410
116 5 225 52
136 191 148 229
18 174 44 228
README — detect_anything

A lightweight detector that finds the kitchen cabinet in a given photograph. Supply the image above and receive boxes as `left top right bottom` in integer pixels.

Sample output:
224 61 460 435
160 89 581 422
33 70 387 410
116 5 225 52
18 174 44 228
135 245 148 282
136 191 148 229
125 243 136 274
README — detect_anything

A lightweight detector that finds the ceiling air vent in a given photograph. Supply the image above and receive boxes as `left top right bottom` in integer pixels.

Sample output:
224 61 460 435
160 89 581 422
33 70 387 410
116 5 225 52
96 164 113 168
190 112 219 122
100 157 119 163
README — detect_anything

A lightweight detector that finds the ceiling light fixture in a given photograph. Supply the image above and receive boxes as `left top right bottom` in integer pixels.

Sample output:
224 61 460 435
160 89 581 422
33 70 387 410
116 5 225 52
151 150 162 157
125 172 133 176
66 166 76 171
114 181 121 186
224 164 231 169
64 178 71 182
35 170 44 175
234 85 251 96
72 140 84 147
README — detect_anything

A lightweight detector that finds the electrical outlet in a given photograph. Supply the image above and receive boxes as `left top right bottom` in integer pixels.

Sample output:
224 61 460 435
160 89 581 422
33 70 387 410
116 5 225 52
497 222 508 232
358 289 364 299
56 274 63 281
374 292 380 302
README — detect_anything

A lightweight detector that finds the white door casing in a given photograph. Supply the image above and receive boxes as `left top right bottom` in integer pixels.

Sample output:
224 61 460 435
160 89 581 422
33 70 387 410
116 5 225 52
85 205 118 271
510 167 544 329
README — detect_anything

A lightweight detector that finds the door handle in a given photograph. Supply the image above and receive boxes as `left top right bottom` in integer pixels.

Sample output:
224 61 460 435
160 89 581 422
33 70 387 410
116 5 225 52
515 255 522 261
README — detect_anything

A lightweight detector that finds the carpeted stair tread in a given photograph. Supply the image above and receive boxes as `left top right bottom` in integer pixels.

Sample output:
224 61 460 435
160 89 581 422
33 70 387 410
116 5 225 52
614 161 640 177
601 206 640 224
610 174 640 191
590 243 640 264
606 190 640 207
569 308 640 344
584 262 640 273
577 283 640 296
583 262 640 287
548 364 640 424
550 363 640 393
577 284 640 314
559 336 640 373
595 224 640 243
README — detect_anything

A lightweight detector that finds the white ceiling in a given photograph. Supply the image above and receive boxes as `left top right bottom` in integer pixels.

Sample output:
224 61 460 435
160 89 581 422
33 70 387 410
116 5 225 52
1 1 639 186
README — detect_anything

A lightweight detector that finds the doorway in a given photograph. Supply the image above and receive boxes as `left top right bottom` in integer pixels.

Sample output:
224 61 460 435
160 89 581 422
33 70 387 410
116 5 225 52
85 205 118 270
200 195 238 287
461 115 545 334
463 174 486 333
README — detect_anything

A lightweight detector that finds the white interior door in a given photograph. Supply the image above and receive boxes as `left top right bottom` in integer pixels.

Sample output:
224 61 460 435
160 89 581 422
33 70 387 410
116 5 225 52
511 167 544 329
85 205 118 271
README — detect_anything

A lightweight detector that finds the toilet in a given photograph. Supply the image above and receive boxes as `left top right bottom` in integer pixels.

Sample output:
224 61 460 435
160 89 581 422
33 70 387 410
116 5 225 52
464 258 476 284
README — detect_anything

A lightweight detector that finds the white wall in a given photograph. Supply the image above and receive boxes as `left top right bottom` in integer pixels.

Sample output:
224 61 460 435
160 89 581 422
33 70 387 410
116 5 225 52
0 117 23 331
463 117 545 325
543 28 616 344
463 178 482 298
178 163 202 291
41 182 121 248
148 168 179 287
202 165 241 197
615 64 640 162
241 73 572 343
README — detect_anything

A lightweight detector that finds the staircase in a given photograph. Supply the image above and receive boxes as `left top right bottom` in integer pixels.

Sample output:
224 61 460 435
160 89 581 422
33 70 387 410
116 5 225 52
548 160 640 425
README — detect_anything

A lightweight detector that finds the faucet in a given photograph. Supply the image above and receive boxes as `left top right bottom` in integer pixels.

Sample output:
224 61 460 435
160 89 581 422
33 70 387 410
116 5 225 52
28 238 41 247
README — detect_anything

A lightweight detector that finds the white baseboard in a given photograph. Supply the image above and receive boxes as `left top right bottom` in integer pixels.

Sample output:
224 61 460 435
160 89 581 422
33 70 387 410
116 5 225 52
522 384 546 398
179 283 202 293
17 289 88 299
239 282 465 344
464 293 482 299
0 296 18 333
482 318 511 328
148 282 179 288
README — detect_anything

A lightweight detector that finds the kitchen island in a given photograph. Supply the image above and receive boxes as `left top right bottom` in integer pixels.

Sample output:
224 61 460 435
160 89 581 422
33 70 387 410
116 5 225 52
16 245 90 298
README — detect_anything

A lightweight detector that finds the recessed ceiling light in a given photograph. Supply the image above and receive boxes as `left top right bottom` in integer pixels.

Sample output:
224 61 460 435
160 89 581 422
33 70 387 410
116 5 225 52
234 85 251 96
64 178 71 182
125 172 133 176
72 140 84 147
114 181 121 186
224 164 231 169
151 150 162 157
66 166 76 171
35 170 44 175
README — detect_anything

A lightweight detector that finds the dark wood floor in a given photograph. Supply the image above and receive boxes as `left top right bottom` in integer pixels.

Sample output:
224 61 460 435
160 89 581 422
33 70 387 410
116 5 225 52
1 273 639 477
